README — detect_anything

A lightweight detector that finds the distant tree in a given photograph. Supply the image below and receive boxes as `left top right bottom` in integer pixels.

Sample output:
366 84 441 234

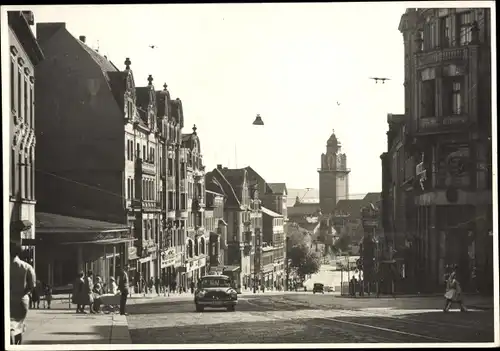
288 244 321 281
332 233 351 254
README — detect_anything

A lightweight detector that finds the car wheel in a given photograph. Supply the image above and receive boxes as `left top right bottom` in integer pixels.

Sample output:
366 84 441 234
195 305 204 312
227 305 235 312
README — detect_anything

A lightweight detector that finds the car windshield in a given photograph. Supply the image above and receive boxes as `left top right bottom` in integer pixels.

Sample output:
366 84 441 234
200 278 231 288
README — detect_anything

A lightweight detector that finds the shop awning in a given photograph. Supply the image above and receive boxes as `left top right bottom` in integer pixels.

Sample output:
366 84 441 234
35 212 133 245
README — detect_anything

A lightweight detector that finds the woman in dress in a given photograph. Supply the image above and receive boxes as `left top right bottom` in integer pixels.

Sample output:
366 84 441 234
444 271 467 312
72 272 85 313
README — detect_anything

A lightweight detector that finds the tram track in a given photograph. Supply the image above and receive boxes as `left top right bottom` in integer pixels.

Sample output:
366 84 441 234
243 298 451 343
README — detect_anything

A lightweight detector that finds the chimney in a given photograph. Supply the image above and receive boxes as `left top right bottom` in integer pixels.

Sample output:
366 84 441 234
79 35 86 43
217 164 222 170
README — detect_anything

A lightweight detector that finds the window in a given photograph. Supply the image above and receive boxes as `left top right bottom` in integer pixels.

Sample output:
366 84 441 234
424 21 438 50
10 60 15 110
451 81 463 115
31 151 35 200
24 79 28 125
30 86 34 127
168 191 174 210
459 12 473 46
136 143 140 159
143 145 147 161
131 178 135 199
421 80 436 117
150 147 154 163
25 157 29 199
440 16 455 48
10 149 15 196
18 70 22 120
443 77 464 115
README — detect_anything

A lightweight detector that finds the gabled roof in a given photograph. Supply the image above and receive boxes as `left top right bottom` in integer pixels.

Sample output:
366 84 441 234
363 192 381 206
206 169 241 209
220 168 247 204
261 206 283 218
244 166 272 194
267 183 287 195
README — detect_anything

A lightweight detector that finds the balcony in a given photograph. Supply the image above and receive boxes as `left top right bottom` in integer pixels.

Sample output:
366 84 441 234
417 115 471 135
416 46 469 70
179 179 187 193
167 176 175 191
179 148 187 162
142 200 161 211
176 209 188 219
136 158 156 176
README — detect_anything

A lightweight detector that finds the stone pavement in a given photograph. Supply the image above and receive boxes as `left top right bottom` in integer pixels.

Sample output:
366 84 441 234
22 306 131 345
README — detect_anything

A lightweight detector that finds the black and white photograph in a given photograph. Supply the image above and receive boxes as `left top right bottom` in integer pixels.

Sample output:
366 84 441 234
2 1 497 348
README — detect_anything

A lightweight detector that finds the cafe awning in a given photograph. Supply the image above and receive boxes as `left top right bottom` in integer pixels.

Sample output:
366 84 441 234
35 212 133 245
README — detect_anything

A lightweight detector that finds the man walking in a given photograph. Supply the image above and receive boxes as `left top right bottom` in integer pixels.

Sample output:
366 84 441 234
118 265 130 316
10 237 36 345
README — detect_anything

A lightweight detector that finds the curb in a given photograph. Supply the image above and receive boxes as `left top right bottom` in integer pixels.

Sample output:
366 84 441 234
110 314 131 344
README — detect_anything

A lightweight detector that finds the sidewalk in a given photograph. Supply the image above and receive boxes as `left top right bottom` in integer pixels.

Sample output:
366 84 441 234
335 293 495 310
22 308 131 345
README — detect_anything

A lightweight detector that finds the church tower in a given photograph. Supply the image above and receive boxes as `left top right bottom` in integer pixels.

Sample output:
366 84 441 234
318 130 350 215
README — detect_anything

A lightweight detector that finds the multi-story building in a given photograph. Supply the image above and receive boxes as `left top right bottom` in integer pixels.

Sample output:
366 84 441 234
180 126 208 287
381 8 493 293
261 206 286 290
157 84 185 288
205 190 228 274
132 74 164 281
8 11 44 265
207 166 262 288
34 23 154 286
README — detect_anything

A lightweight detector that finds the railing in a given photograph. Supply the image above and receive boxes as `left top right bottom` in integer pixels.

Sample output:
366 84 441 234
137 158 156 175
416 46 468 69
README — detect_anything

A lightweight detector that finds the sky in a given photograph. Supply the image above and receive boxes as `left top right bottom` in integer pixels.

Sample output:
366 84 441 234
24 3 412 195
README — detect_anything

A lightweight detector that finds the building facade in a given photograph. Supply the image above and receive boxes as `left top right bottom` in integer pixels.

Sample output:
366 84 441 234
318 130 350 215
8 11 44 265
381 8 493 293
180 126 208 288
206 190 228 274
261 206 286 289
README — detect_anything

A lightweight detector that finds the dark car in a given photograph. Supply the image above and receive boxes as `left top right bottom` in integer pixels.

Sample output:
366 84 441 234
194 275 238 312
313 283 324 294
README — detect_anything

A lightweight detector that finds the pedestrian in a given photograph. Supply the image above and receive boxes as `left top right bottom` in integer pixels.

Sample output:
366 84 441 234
118 265 130 315
81 271 95 314
72 272 85 313
10 237 36 345
155 277 160 296
444 270 467 313
44 284 53 309
148 277 154 294
30 281 41 309
471 266 478 293
190 280 195 294
92 276 104 313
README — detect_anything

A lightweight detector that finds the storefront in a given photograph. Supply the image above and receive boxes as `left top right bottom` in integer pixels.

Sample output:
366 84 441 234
34 212 134 287
161 247 176 287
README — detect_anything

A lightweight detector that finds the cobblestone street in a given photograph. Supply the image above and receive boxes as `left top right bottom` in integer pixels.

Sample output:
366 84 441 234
127 294 495 344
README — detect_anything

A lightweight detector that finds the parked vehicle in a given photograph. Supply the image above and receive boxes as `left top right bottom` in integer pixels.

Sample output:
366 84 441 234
313 283 325 294
194 275 238 312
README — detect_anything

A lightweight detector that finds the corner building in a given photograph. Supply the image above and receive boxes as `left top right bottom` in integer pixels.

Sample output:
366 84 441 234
381 8 493 293
8 11 44 265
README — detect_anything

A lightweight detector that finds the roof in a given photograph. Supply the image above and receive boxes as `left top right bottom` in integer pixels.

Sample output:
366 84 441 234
206 169 241 209
36 212 131 233
267 183 287 195
219 168 247 204
206 189 224 197
335 199 365 219
287 202 321 217
244 166 272 194
261 206 283 218
363 192 381 206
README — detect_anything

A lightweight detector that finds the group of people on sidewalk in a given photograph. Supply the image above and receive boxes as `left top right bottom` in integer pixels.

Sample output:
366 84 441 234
71 265 130 316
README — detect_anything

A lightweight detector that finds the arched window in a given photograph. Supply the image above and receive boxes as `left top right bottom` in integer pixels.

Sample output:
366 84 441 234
194 238 199 256
187 240 193 259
